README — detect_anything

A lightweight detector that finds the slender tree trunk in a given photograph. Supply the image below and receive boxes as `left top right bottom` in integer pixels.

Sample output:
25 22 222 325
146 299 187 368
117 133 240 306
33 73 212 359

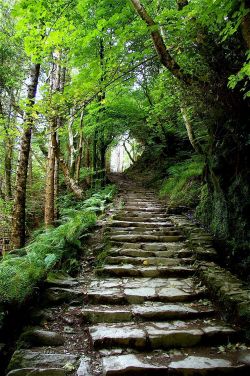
123 141 135 163
4 138 13 199
51 132 84 198
92 129 98 186
180 107 204 155
11 63 40 249
75 112 84 183
44 133 56 226
44 61 60 226
54 151 59 221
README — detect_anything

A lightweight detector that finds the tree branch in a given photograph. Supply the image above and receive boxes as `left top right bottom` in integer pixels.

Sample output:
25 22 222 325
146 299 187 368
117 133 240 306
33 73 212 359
130 0 194 84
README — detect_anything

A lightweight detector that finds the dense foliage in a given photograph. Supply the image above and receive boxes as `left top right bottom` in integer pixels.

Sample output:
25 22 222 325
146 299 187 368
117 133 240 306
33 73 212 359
0 184 116 303
0 0 249 277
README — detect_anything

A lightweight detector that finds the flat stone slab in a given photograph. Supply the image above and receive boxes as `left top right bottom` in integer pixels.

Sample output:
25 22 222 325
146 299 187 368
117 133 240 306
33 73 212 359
111 248 192 258
82 307 133 323
102 354 168 375
42 287 83 306
81 303 214 323
111 221 173 228
89 321 236 350
96 265 194 278
168 355 245 374
87 277 206 304
20 329 64 347
45 272 79 288
131 302 214 320
106 256 193 266
7 369 66 376
110 234 183 243
116 243 187 252
101 353 248 376
89 323 147 349
7 350 79 372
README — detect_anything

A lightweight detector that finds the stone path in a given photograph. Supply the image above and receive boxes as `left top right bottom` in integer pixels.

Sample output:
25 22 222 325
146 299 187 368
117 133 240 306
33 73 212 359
5 180 250 375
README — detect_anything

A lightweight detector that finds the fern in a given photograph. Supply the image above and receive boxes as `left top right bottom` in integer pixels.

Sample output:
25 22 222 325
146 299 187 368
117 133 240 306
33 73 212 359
0 185 116 304
160 156 204 207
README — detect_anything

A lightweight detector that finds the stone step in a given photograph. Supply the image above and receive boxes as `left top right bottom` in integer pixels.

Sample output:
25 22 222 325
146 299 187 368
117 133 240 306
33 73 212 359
41 287 83 306
110 234 184 243
114 214 168 221
81 302 215 323
108 228 181 236
86 277 206 304
96 264 194 278
6 350 80 375
111 221 173 228
123 206 164 211
123 203 163 209
106 256 193 266
111 248 192 258
101 352 249 376
89 320 238 350
112 242 187 251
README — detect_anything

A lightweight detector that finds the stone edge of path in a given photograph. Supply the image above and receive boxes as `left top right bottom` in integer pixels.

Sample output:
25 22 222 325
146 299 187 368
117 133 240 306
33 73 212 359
169 214 250 338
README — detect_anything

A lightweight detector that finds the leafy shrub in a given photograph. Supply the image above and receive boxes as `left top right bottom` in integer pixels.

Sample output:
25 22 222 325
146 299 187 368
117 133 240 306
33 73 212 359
0 185 116 304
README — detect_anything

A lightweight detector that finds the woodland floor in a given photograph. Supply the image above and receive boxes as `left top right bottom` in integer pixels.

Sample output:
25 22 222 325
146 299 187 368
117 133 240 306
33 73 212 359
3 174 250 376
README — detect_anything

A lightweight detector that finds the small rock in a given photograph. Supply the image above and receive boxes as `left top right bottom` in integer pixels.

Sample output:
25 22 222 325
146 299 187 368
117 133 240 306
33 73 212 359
63 326 75 334
77 357 91 375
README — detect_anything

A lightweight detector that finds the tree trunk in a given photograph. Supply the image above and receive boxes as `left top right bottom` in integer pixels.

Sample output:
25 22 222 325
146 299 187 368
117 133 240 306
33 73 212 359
11 63 40 249
75 112 84 183
45 60 61 226
4 137 13 199
180 107 204 155
123 141 135 163
54 152 59 221
241 1 250 49
130 0 193 84
51 132 84 199
44 133 56 227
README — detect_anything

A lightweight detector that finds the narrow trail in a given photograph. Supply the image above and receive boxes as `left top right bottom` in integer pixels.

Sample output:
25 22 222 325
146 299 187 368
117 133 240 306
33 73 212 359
5 175 250 375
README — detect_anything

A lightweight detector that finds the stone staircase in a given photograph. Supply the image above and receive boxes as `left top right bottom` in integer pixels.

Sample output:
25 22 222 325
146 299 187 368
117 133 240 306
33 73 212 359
5 183 250 375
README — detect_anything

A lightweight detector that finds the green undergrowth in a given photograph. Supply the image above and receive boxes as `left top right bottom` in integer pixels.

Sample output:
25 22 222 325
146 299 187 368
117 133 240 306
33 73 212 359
0 184 117 304
159 157 204 207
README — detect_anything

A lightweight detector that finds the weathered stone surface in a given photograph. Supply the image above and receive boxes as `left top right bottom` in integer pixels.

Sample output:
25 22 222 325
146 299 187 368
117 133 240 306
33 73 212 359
131 303 214 320
102 354 168 376
110 234 183 243
82 307 132 323
111 221 173 228
238 352 250 365
20 329 64 347
168 355 242 374
7 369 66 376
89 323 146 349
42 287 83 306
29 309 56 325
89 320 236 350
7 350 79 371
77 357 91 376
45 272 79 288
106 256 192 266
96 265 194 278
87 277 205 304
